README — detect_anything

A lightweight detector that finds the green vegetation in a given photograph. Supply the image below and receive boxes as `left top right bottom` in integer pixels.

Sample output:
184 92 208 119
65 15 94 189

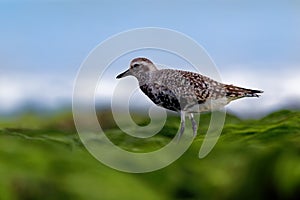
0 110 300 200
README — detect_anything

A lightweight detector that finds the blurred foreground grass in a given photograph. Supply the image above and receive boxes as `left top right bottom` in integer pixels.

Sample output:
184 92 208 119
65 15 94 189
0 110 300 200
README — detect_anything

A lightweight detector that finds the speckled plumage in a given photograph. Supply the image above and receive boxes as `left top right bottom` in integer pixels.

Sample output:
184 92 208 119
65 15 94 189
116 57 263 139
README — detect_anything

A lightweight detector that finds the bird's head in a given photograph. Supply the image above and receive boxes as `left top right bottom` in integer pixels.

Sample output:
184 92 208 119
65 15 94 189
116 57 157 79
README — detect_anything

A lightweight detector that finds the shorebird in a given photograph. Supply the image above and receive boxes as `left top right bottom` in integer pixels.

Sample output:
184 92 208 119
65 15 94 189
116 57 263 139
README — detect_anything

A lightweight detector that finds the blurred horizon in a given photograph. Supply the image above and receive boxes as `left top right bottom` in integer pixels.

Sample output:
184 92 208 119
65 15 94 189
1 0 300 118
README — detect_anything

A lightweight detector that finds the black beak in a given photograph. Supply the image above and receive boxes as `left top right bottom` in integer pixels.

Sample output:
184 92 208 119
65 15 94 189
116 69 130 79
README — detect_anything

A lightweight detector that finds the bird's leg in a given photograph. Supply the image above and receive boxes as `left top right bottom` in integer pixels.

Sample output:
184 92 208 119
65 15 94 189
189 113 198 137
177 111 186 142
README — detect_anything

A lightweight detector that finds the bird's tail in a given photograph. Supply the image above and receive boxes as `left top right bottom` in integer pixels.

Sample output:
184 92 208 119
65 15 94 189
224 84 263 100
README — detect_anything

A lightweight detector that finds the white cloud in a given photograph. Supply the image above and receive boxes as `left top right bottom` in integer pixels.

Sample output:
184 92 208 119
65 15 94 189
0 72 73 113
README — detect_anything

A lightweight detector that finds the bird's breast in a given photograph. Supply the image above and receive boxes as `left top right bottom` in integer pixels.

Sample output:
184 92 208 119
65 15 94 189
139 83 181 112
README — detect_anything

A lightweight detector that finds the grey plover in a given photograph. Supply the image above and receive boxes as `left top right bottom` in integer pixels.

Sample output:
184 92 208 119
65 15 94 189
116 57 263 139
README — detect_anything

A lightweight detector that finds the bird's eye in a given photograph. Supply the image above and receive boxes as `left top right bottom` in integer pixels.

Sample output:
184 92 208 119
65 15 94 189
133 64 139 68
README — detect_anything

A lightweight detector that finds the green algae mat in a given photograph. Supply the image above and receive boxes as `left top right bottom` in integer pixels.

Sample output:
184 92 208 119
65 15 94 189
0 110 299 200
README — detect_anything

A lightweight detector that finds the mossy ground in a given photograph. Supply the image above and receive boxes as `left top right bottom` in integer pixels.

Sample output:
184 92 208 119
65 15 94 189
0 110 300 200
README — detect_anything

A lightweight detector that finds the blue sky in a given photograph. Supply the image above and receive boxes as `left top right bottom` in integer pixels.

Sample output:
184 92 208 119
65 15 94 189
1 1 300 117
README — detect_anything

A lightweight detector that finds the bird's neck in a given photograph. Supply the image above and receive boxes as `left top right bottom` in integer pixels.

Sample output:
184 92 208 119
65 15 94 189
135 71 153 86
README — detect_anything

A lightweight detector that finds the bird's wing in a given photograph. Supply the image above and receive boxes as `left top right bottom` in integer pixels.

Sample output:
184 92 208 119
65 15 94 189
177 70 226 101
